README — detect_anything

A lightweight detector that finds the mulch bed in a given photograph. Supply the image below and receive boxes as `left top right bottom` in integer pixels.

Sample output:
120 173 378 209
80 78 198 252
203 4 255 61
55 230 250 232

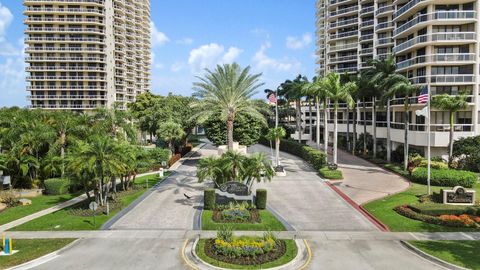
212 209 261 224
203 239 287 265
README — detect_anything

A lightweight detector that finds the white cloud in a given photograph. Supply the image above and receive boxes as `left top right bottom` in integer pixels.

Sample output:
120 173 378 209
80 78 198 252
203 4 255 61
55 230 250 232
0 56 27 107
154 63 164 69
286 33 312 50
252 42 301 72
0 3 13 37
176 38 194 45
151 22 169 47
188 43 243 73
170 62 184 72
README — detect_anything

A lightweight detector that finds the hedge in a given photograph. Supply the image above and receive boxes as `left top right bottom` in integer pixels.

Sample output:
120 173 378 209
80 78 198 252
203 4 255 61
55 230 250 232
411 168 478 188
44 178 70 195
319 167 343 180
256 189 267 210
260 138 327 170
409 203 474 216
395 205 480 229
204 189 216 210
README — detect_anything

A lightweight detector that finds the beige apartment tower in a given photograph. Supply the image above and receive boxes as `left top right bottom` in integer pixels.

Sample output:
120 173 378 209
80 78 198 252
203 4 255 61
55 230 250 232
314 0 480 158
24 0 151 110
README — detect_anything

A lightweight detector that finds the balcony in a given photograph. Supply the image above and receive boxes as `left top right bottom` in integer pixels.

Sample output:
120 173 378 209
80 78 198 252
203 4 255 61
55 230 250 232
330 30 358 40
28 104 103 110
27 95 106 100
25 17 104 24
376 22 394 31
359 33 374 41
376 37 394 46
397 53 475 70
376 5 394 15
330 6 358 17
394 0 425 19
26 27 104 34
24 7 104 15
25 47 105 53
393 32 476 54
25 37 103 43
394 11 476 37
430 75 475 84
360 6 374 14
359 47 373 55
330 18 358 28
329 66 358 73
25 56 106 62
26 66 105 72
27 76 106 81
360 20 374 28
329 54 358 63
329 43 358 52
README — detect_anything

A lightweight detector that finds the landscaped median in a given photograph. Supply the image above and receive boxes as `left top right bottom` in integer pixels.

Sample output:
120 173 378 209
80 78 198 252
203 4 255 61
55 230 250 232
408 241 480 270
9 174 167 231
0 239 76 270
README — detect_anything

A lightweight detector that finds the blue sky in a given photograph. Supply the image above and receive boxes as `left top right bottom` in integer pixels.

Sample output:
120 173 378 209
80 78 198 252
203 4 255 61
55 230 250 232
0 0 317 107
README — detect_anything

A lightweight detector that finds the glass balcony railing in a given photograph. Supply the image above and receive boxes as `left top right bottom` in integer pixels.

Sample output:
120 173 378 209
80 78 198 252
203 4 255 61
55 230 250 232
394 0 425 19
394 11 476 36
393 32 476 53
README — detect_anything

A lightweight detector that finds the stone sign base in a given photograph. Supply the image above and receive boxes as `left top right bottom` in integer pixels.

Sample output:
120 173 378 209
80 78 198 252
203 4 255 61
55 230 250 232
218 142 247 155
442 186 476 205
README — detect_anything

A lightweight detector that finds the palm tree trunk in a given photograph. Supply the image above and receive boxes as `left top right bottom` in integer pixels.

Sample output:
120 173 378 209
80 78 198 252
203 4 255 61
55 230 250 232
333 102 338 165
363 98 367 155
275 138 280 167
404 101 409 171
296 100 302 143
60 132 66 177
227 119 234 150
373 99 377 158
352 104 357 155
346 106 350 151
309 99 313 142
316 97 321 150
448 111 454 167
323 100 329 162
387 99 391 162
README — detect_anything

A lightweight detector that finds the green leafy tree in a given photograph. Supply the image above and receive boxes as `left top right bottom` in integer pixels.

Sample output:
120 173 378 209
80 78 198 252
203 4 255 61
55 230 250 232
203 113 266 146
431 94 468 166
157 121 186 154
192 63 266 150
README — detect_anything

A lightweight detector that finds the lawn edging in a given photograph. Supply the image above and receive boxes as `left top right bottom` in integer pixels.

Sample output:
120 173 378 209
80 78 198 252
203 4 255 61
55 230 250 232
400 241 469 270
6 239 79 270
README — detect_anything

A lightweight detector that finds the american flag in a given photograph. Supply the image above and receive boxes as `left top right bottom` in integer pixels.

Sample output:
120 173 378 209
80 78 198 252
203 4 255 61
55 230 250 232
268 93 277 105
418 86 429 104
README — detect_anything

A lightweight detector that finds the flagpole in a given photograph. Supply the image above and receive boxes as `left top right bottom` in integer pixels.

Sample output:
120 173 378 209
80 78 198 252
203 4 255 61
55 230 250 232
275 88 279 129
427 85 431 195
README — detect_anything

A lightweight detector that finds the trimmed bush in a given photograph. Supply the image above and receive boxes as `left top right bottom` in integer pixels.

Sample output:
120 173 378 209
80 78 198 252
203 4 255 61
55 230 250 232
256 189 267 210
259 138 327 170
44 178 70 195
319 167 343 180
409 204 472 216
411 168 478 188
204 189 216 210
418 160 448 170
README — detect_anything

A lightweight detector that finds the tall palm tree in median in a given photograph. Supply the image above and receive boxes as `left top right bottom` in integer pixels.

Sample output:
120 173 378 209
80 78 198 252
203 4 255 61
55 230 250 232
431 94 468 167
383 74 422 170
303 76 329 159
368 55 397 161
323 72 354 165
191 63 265 151
281 75 309 143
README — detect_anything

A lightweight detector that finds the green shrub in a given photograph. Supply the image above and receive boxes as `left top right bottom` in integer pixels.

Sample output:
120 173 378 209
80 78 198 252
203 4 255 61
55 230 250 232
418 160 448 170
319 167 343 180
256 189 267 210
411 168 478 188
204 189 216 210
409 204 472 216
44 178 70 195
259 138 327 169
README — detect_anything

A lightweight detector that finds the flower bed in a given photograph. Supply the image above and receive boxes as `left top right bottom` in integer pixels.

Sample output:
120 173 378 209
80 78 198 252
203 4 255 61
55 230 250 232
203 238 287 266
213 209 261 224
395 205 480 229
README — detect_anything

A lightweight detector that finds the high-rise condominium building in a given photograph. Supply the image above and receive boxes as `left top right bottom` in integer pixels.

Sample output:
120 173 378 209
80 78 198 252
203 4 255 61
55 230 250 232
314 0 480 158
24 0 151 110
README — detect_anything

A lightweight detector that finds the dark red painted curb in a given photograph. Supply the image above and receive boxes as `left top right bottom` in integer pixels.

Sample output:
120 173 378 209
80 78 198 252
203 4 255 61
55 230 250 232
326 181 390 232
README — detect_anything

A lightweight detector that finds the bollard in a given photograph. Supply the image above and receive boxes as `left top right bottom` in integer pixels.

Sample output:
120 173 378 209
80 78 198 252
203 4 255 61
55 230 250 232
2 233 5 251
9 238 12 254
4 239 9 254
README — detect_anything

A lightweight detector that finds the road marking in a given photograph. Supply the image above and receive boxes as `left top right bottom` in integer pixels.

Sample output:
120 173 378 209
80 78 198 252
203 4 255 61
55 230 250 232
299 239 312 270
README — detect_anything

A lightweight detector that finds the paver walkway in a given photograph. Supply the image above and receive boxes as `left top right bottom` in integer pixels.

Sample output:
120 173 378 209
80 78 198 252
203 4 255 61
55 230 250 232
249 144 376 231
335 149 410 204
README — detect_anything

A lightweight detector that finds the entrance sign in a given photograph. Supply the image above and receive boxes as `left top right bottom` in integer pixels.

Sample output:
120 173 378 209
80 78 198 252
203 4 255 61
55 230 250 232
219 181 249 196
443 186 476 205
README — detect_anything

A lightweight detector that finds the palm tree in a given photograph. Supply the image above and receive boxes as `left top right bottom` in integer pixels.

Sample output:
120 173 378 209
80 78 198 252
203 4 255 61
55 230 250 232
192 63 265 151
431 94 468 166
368 55 397 161
242 152 274 191
302 76 329 158
265 127 286 168
280 75 309 143
383 74 422 170
357 72 376 155
157 121 186 154
197 156 225 187
221 151 246 182
323 73 354 164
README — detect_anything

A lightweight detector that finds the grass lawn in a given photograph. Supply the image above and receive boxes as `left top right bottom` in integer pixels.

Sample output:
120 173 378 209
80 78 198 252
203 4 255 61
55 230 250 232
202 210 286 231
0 193 79 225
0 239 75 270
363 183 480 232
409 241 480 270
319 167 343 180
195 239 297 269
10 174 166 231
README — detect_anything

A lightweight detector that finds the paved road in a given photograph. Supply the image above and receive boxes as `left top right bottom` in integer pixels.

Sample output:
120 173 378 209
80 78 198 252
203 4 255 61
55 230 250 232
335 149 410 205
249 144 376 231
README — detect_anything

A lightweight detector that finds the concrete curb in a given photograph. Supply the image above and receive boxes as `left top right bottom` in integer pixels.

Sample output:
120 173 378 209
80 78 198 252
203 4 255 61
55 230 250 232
182 237 311 270
100 172 177 230
267 205 296 231
400 241 469 270
6 239 80 270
